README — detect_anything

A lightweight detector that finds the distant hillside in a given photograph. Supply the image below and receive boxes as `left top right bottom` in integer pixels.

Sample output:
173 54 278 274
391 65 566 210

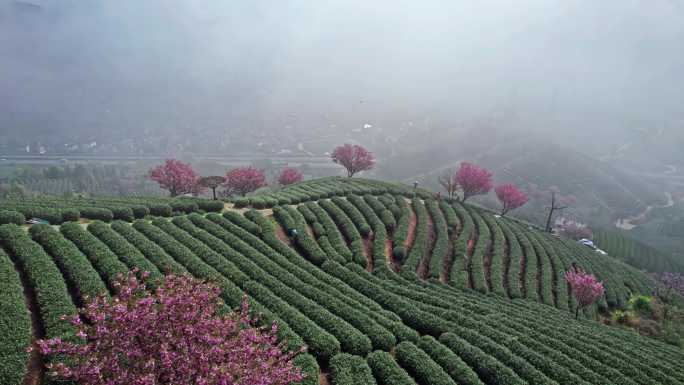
594 230 684 273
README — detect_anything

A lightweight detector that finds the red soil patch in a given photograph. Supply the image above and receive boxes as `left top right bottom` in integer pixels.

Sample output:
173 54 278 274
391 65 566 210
385 237 396 272
319 369 331 385
363 234 374 272
274 223 293 246
502 231 512 298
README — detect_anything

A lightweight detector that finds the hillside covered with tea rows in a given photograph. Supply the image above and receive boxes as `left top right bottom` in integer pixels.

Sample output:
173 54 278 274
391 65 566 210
1 178 682 385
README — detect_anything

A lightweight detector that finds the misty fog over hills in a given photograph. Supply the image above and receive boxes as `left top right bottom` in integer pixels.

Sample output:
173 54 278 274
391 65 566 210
2 0 683 150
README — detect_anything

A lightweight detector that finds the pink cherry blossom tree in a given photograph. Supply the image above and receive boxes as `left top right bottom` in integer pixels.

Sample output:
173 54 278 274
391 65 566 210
148 159 200 197
224 166 267 196
35 271 305 385
278 168 303 186
455 162 493 202
565 268 605 319
331 144 375 177
495 184 529 216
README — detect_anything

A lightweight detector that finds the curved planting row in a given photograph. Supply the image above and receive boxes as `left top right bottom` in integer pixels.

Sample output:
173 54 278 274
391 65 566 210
314 200 366 266
425 200 449 280
391 196 412 262
479 213 506 296
29 224 109 303
0 247 32 385
59 222 131 291
467 208 490 293
449 202 474 288
234 177 425 209
346 195 388 271
402 199 430 276
0 195 222 224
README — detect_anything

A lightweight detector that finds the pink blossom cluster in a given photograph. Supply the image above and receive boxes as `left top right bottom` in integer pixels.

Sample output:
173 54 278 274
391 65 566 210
278 168 303 186
565 268 604 315
148 159 201 197
331 144 375 177
36 271 304 385
224 166 268 196
455 162 493 201
495 184 529 215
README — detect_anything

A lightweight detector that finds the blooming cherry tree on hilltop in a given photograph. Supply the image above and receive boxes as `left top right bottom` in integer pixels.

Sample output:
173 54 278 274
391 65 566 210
278 168 303 186
565 268 605 319
331 144 375 177
148 159 200 197
35 271 305 385
495 183 528 216
455 162 493 202
224 166 267 196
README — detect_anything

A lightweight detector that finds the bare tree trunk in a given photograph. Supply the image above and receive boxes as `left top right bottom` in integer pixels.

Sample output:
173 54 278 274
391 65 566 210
211 187 217 200
545 207 555 232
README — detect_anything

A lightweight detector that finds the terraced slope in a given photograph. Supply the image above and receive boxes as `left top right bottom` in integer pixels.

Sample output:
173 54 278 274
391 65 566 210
594 230 684 273
0 178 680 385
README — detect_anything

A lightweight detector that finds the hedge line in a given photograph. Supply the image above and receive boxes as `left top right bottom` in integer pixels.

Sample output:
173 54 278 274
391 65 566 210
305 202 353 261
449 202 473 287
59 222 130 290
402 198 429 275
426 201 449 280
0 225 77 340
0 210 25 225
109 221 187 275
330 353 377 385
29 224 109 301
395 341 457 385
87 221 163 286
367 351 417 385
346 195 387 270
0 247 32 385
319 199 367 266
391 196 411 261
467 208 490 293
188 214 374 356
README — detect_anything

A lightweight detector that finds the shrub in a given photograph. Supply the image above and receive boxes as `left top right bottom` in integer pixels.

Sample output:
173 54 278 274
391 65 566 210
393 246 407 262
36 272 305 385
149 204 172 217
628 295 653 317
330 353 377 385
130 205 150 219
170 201 199 214
197 200 224 212
60 209 80 222
232 197 250 208
0 210 25 225
110 207 134 222
80 207 114 222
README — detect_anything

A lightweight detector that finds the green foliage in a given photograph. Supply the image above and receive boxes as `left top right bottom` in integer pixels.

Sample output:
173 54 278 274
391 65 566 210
0 210 25 225
0 247 31 385
330 353 377 385
628 295 653 317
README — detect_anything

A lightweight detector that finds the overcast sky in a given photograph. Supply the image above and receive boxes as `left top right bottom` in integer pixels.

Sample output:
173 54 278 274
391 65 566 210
1 0 683 138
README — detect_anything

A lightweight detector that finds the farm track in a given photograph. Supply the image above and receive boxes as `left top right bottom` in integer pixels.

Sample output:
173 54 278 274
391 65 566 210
0 178 678 385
